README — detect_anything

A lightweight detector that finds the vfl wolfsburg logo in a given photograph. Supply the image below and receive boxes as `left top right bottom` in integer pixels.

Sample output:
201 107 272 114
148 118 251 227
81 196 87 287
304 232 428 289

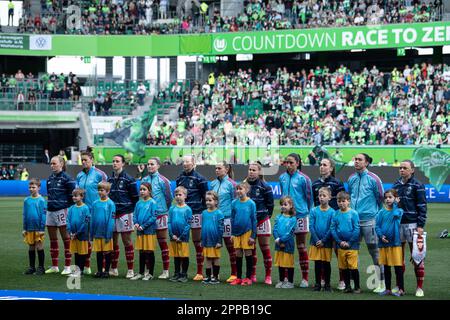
213 38 227 53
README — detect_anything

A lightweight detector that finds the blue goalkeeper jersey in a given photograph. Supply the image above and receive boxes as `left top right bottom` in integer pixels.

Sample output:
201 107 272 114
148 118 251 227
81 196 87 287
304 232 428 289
23 196 47 232
231 198 257 239
168 204 192 242
279 170 313 218
76 167 107 209
142 171 172 215
210 175 236 218
348 169 384 221
67 203 91 241
201 209 224 248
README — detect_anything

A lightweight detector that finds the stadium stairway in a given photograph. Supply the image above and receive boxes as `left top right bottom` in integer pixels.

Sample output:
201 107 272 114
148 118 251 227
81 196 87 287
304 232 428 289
79 110 94 149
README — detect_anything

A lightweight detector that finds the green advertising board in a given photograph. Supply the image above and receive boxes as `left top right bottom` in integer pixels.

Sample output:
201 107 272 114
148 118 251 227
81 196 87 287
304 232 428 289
211 22 450 55
92 146 450 165
0 35 28 49
0 22 448 57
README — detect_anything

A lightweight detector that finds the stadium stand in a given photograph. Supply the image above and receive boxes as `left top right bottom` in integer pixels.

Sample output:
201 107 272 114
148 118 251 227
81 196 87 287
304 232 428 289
13 0 446 35
0 71 81 111
147 62 450 147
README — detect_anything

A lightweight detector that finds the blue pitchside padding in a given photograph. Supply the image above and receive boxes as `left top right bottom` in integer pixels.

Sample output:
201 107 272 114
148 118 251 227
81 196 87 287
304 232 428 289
0 289 172 300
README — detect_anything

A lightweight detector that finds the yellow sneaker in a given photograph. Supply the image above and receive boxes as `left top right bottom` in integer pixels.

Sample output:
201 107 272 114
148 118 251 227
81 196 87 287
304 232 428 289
226 275 237 283
193 274 204 281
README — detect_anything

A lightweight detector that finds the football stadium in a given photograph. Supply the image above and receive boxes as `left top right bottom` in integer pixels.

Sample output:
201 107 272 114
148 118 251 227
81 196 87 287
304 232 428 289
0 0 449 304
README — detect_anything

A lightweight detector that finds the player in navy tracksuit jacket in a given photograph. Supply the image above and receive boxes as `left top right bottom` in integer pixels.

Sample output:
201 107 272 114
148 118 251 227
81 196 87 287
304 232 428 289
175 155 209 280
392 160 427 296
46 156 76 275
245 162 274 284
107 154 139 277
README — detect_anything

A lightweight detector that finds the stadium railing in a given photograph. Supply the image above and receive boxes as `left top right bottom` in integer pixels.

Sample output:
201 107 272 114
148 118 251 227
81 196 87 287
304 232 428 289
0 99 79 112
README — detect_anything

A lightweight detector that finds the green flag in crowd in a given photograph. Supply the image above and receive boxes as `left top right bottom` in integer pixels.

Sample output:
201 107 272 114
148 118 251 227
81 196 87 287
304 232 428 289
412 147 450 192
122 110 154 158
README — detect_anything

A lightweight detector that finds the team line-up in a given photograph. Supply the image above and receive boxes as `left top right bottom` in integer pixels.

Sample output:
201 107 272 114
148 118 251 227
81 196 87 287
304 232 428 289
22 149 427 297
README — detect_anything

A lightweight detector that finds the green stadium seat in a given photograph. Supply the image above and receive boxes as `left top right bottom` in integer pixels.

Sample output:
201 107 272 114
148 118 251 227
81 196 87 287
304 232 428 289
97 80 105 92
104 82 112 92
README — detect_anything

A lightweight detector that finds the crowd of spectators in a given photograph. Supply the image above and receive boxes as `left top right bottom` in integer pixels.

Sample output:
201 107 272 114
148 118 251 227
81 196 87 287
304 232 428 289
0 70 82 109
15 0 445 35
0 164 28 180
148 62 450 150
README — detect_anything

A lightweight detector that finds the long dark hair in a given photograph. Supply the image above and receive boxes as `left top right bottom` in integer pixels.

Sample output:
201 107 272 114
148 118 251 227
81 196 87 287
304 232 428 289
360 153 373 166
217 160 234 179
287 153 302 171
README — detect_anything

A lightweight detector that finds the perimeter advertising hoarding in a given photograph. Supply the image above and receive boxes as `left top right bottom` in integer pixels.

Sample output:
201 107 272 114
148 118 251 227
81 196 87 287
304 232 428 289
0 22 448 57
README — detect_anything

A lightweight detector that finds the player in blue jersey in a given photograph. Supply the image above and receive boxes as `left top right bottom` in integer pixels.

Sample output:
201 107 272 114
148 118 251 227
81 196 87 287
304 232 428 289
201 191 224 284
91 182 116 278
376 189 404 297
273 196 297 289
175 155 209 281
168 186 193 283
348 153 385 293
142 157 172 279
130 182 158 281
46 155 76 275
76 147 107 275
308 187 335 292
245 162 274 285
211 161 237 283
67 188 91 277
22 179 46 275
230 182 257 286
279 153 313 288
331 191 361 294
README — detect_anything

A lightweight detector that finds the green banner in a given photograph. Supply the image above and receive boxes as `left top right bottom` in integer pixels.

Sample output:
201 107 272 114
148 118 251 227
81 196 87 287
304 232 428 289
211 22 450 55
0 22 448 57
0 34 28 49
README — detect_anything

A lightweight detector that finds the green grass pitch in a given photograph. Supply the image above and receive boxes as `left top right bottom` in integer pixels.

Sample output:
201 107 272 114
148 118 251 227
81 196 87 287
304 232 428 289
1 198 449 300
